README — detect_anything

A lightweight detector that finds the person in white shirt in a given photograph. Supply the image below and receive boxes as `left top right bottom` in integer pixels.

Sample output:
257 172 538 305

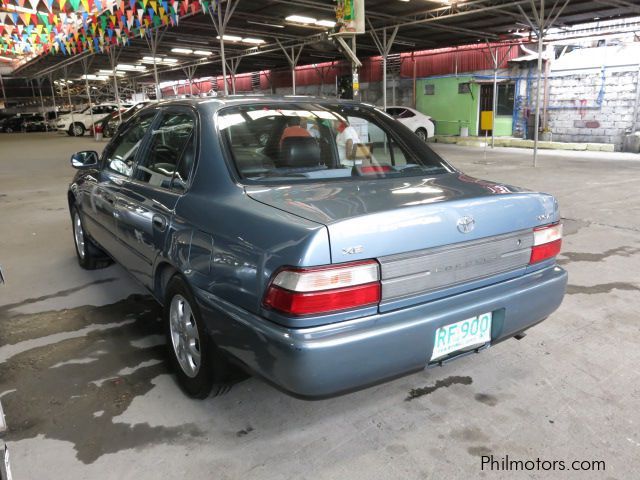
335 120 361 166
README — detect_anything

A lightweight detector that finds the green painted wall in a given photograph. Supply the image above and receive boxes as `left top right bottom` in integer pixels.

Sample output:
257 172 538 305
493 116 512 137
416 76 513 137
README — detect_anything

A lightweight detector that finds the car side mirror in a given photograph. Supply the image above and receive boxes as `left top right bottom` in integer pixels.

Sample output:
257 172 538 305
70 151 99 169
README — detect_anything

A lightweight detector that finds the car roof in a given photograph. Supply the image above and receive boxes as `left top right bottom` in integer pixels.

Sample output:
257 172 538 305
145 95 375 113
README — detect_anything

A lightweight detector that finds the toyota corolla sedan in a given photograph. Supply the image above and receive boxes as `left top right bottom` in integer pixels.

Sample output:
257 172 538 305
67 97 567 398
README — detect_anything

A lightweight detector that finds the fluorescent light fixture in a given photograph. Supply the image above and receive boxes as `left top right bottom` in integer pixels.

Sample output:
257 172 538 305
163 57 178 63
81 74 108 81
171 47 193 54
98 69 114 75
141 56 167 63
315 20 336 28
285 15 316 24
216 35 242 42
116 64 147 72
193 50 213 56
242 38 265 44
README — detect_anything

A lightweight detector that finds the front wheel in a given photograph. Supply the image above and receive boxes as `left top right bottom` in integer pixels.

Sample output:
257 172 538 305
71 206 111 269
70 123 85 136
415 128 427 142
164 276 232 398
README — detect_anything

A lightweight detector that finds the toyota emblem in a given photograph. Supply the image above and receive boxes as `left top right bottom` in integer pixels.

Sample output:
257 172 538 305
457 216 475 234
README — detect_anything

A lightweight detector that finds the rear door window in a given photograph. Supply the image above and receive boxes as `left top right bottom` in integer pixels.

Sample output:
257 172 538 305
132 111 195 191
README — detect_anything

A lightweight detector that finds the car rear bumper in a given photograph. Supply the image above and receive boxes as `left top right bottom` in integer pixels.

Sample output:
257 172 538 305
195 265 567 398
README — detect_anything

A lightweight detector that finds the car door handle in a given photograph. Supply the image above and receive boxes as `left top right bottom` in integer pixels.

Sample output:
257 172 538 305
152 215 167 232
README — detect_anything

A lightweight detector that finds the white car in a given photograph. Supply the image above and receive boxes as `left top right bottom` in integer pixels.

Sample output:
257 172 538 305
56 103 130 136
385 106 435 141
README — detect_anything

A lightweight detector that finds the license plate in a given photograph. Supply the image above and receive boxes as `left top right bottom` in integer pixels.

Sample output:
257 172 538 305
431 312 492 361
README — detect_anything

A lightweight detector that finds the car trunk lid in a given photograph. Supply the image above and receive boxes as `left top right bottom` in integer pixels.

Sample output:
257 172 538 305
246 173 557 258
247 173 558 306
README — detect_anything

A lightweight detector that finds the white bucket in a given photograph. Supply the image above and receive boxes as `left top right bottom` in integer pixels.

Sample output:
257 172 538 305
460 126 469 137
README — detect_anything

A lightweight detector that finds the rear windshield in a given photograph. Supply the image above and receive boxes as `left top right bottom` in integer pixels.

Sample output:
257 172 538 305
218 102 453 183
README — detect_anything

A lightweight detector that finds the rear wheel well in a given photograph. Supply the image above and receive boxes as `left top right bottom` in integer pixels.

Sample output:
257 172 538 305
155 263 180 303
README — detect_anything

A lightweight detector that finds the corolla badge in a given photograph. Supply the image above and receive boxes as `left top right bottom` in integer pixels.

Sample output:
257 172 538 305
457 216 475 234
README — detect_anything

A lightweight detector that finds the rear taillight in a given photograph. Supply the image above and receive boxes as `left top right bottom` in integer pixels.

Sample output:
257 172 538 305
530 223 562 264
263 260 381 316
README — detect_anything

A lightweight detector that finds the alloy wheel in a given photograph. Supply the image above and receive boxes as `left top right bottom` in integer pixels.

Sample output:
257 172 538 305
169 294 202 378
73 212 86 259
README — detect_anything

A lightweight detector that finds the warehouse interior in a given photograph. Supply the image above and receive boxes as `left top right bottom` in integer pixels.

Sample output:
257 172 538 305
1 1 640 478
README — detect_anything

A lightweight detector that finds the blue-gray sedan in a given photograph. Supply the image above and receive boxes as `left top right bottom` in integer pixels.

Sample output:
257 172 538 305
68 97 567 398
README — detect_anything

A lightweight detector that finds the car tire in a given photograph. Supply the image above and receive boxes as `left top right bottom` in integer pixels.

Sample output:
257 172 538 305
164 275 232 399
70 205 112 270
415 128 428 142
5 127 12 133
70 123 85 136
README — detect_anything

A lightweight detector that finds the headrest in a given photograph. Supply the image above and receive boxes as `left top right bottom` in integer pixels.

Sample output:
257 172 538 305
279 136 321 168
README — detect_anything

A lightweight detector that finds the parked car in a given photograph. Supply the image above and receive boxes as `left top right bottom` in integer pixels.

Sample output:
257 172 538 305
56 103 131 136
23 114 48 132
385 106 435 141
0 115 26 133
67 97 567 399
94 101 154 138
43 110 68 130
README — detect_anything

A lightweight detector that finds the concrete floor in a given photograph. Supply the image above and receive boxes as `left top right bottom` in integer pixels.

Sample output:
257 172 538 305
1 132 639 479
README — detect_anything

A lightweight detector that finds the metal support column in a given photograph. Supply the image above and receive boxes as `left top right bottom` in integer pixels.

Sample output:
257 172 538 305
369 23 398 110
182 65 198 96
484 42 512 148
226 57 241 95
145 28 166 100
63 66 76 132
334 35 363 100
351 35 359 100
37 78 48 132
49 74 58 123
29 79 37 102
518 0 569 167
276 40 304 95
533 19 543 166
108 48 123 123
209 0 239 96
81 57 95 137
